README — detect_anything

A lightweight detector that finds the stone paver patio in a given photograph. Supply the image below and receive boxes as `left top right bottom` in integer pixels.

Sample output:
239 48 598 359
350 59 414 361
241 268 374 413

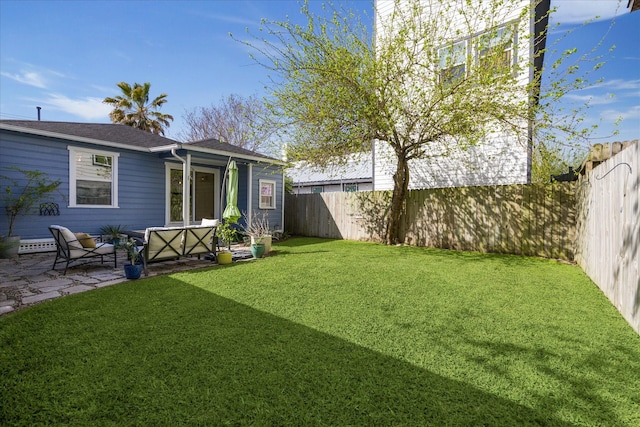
0 247 252 316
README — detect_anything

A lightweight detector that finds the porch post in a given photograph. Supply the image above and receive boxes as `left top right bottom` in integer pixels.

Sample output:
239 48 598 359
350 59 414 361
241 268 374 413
183 154 191 226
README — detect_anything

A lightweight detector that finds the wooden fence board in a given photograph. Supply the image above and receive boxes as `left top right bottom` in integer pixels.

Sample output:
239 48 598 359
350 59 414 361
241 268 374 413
285 182 578 260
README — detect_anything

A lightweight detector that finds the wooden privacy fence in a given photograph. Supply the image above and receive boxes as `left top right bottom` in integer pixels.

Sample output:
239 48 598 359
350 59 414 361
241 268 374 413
285 182 577 260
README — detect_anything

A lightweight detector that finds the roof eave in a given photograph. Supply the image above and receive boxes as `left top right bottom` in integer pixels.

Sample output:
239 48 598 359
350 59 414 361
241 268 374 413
0 123 151 152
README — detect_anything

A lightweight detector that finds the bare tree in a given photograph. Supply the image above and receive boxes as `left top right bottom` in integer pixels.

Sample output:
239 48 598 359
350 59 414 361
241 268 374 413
178 94 276 154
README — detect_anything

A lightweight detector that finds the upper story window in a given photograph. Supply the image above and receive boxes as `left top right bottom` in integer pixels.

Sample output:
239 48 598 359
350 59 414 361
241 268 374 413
259 179 276 209
68 146 119 207
439 23 517 84
438 40 467 85
476 25 515 73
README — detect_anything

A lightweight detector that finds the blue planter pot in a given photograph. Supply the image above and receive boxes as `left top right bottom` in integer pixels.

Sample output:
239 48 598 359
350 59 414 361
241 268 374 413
124 263 143 279
251 243 265 259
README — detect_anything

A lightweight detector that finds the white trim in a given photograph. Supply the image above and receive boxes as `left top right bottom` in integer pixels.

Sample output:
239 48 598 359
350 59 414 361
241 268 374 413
248 163 254 224
67 146 119 208
281 171 285 232
258 179 277 209
165 162 220 226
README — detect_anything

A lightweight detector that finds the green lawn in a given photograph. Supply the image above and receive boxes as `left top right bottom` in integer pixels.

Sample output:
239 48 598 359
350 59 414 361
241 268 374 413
1 238 639 426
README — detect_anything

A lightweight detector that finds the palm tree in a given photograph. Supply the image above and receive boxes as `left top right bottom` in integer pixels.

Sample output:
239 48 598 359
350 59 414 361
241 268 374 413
103 82 174 135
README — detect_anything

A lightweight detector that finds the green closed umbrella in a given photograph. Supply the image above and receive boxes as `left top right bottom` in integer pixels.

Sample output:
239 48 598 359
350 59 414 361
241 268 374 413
222 160 241 224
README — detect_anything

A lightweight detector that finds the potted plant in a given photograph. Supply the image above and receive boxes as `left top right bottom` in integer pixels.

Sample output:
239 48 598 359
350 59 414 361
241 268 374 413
1 167 62 258
241 211 270 258
216 222 236 265
99 224 127 246
122 238 143 279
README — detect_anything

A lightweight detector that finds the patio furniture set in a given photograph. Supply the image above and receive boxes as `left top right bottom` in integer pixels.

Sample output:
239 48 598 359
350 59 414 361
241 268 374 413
48 220 220 276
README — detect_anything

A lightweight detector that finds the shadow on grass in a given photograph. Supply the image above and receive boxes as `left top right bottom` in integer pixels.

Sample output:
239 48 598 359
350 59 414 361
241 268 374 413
1 278 573 426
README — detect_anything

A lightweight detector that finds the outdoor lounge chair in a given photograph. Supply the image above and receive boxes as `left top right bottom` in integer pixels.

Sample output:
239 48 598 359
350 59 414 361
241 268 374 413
49 225 117 274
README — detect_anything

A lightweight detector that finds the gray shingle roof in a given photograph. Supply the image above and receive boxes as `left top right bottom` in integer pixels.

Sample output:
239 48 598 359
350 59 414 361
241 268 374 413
0 120 278 162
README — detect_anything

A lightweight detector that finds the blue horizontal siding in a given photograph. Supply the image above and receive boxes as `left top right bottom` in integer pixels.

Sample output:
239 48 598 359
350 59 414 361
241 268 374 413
1 131 166 238
1 129 284 240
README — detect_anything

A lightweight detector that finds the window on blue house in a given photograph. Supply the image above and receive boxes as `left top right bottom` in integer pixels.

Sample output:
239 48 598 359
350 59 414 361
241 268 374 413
68 147 119 207
259 179 276 209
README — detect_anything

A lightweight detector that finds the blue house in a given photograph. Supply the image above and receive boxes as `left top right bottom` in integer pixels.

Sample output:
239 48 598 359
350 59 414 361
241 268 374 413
0 120 285 247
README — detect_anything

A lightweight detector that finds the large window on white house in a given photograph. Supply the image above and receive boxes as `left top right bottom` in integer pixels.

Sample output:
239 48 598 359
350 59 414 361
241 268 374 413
476 25 515 73
68 147 119 207
259 179 276 209
438 40 467 85
439 24 516 84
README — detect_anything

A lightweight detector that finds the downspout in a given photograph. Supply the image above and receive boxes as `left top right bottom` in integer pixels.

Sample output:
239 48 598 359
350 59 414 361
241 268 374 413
281 170 285 232
171 148 190 226
248 163 253 227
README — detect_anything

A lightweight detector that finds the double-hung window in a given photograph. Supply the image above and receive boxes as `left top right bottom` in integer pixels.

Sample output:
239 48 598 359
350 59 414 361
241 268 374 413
259 179 276 209
476 25 515 73
438 23 517 84
68 147 119 207
438 40 467 85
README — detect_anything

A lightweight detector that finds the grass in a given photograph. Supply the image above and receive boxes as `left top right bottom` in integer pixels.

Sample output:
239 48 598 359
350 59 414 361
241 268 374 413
1 237 639 426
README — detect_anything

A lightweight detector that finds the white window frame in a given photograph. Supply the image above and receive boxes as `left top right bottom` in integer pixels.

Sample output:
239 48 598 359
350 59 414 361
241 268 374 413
68 146 119 208
475 24 516 73
259 179 277 209
438 39 467 84
438 23 517 84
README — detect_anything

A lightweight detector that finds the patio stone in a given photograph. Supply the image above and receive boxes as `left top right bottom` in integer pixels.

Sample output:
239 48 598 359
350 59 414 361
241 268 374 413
67 275 101 285
0 305 15 315
0 279 29 288
0 298 15 307
31 278 74 289
0 246 247 316
22 291 61 305
64 285 95 295
38 284 71 293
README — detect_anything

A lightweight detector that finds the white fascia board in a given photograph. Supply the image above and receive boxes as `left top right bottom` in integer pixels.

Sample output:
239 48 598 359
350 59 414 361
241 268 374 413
179 145 285 165
0 123 151 152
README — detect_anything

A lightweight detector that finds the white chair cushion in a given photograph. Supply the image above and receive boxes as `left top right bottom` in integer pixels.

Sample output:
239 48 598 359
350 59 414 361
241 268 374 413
50 225 82 250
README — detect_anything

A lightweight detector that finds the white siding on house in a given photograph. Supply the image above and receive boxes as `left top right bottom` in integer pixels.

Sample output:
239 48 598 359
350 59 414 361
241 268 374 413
373 0 538 191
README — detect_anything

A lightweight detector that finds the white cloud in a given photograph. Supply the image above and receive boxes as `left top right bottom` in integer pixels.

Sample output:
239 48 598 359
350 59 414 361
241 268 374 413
565 93 616 105
550 0 627 25
39 94 111 120
0 71 48 88
587 79 640 90
600 104 640 122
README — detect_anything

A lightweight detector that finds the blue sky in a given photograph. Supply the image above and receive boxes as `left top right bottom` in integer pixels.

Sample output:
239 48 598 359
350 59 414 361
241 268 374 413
1 0 638 144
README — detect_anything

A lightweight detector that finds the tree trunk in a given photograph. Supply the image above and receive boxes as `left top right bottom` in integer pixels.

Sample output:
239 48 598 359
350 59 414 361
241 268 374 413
385 153 410 245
